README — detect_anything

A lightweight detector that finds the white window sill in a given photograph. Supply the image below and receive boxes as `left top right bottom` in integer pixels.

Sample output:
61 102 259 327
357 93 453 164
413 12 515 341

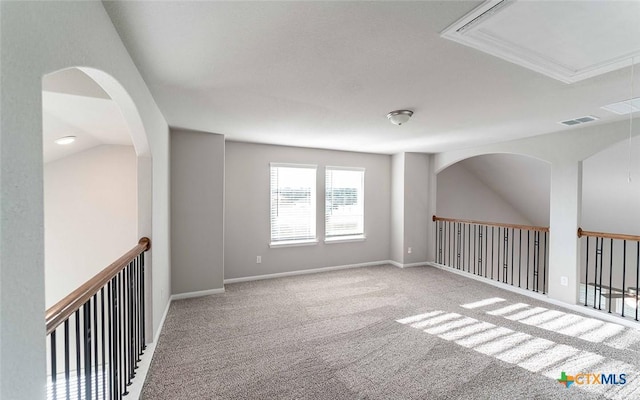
269 239 319 248
324 235 366 244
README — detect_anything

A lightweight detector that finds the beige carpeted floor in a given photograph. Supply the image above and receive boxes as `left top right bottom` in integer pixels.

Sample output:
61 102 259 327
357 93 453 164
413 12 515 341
142 265 640 399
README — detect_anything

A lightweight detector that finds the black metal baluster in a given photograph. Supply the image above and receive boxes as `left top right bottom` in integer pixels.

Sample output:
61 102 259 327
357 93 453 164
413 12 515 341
526 231 530 290
533 231 540 293
622 240 627 318
598 237 604 310
503 228 508 284
100 288 106 400
449 221 452 267
108 280 116 400
84 300 92 400
585 237 590 306
594 237 600 309
124 264 130 386
608 239 614 313
491 227 495 280
484 226 488 278
438 221 443 264
436 221 440 263
543 232 548 294
93 294 98 396
469 225 480 274
120 271 128 396
510 228 514 285
460 223 464 270
453 223 464 269
478 225 483 276
115 274 122 400
75 310 81 400
497 227 501 282
518 230 522 288
450 221 453 267
463 223 467 271
444 222 448 266
51 330 57 400
64 320 70 400
133 258 139 367
468 224 472 273
128 262 135 383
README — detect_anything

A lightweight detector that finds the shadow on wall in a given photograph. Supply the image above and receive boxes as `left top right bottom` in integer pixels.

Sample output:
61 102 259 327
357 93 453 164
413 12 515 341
436 153 551 227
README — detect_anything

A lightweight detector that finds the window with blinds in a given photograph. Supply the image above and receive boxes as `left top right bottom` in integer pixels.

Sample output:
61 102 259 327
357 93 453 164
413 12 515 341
325 167 365 238
270 164 317 244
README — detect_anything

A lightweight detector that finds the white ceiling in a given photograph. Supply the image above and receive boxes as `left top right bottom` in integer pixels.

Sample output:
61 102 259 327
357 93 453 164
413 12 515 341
442 1 640 83
103 1 640 154
43 69 132 163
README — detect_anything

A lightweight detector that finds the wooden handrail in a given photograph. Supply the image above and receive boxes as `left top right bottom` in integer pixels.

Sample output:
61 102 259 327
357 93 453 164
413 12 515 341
45 237 150 335
578 228 640 242
432 215 549 232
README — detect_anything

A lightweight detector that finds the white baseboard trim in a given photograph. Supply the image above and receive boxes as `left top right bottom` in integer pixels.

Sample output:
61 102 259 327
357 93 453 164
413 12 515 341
154 298 172 345
129 298 172 400
428 262 640 330
428 262 550 301
388 260 402 268
389 260 429 269
224 260 390 284
171 287 225 300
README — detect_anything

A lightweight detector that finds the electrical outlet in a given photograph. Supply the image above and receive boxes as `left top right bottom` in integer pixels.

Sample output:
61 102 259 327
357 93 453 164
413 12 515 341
408 247 412 254
256 256 262 264
560 276 568 286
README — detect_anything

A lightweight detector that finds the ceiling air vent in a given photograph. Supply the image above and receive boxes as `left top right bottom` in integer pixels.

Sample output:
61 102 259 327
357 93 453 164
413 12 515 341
559 115 599 127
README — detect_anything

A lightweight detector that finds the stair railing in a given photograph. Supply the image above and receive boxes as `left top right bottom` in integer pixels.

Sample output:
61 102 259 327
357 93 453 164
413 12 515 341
45 237 150 400
578 228 640 321
433 216 549 294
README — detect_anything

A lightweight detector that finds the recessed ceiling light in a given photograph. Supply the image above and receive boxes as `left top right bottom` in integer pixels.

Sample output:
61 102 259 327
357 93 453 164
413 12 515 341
54 136 76 145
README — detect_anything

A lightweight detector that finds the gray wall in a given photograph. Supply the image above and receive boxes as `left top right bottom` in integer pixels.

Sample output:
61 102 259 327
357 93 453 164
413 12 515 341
391 153 405 263
390 153 431 266
225 142 391 279
171 129 225 294
403 153 431 264
1 2 170 398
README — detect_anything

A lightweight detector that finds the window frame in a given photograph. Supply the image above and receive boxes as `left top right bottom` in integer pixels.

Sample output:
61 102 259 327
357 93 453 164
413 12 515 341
324 166 366 243
269 162 318 248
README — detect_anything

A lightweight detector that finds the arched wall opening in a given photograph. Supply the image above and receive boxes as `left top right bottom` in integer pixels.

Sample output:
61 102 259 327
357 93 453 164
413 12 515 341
434 153 551 291
436 153 551 226
42 66 152 325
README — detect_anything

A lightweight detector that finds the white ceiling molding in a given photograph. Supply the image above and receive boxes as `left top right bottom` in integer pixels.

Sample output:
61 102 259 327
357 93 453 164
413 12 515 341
441 0 640 84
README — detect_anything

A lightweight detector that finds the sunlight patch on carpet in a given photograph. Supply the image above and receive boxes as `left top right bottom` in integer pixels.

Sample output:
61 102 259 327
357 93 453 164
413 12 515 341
396 310 640 399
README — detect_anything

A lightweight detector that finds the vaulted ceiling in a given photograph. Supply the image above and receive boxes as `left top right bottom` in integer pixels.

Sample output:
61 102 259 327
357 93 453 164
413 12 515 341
103 1 640 154
43 68 132 163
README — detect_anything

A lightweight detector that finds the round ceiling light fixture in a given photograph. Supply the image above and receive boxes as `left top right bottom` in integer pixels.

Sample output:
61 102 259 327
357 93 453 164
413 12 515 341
54 136 77 145
387 110 413 125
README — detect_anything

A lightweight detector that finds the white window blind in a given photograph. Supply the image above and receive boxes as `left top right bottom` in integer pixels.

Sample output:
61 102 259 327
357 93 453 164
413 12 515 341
270 164 317 243
325 167 365 238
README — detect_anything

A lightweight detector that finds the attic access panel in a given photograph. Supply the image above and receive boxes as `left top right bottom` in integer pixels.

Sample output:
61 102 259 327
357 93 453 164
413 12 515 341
441 0 640 84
